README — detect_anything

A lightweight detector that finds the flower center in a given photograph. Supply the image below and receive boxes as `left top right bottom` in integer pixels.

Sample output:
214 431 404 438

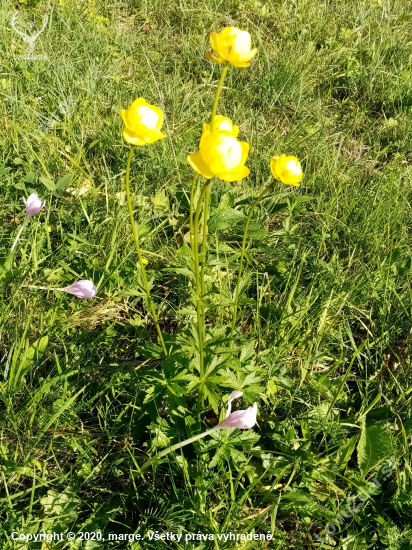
135 106 159 129
285 159 302 175
231 31 251 53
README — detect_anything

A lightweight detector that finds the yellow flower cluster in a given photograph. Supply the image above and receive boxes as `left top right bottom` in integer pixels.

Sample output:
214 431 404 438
120 28 304 186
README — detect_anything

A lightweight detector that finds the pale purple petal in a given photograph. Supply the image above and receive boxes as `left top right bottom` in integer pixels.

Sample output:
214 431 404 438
63 280 97 299
217 403 257 430
23 193 45 219
226 390 243 418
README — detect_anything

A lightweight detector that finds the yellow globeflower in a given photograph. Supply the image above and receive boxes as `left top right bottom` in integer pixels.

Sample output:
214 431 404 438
206 27 257 68
270 155 303 186
187 116 249 182
121 98 166 146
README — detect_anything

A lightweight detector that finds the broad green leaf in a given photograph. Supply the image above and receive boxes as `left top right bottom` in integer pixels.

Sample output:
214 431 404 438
208 208 245 231
162 267 194 278
39 176 56 191
24 171 35 183
54 174 72 197
357 420 393 476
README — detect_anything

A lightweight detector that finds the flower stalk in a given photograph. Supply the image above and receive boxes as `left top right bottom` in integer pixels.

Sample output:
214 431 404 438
125 146 167 357
189 173 197 256
140 427 218 472
193 182 211 406
210 61 230 132
11 219 28 252
200 182 210 317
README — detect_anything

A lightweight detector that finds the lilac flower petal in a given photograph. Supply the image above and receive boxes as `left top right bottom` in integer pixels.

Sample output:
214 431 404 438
226 390 243 418
23 193 45 219
63 280 97 299
217 403 257 430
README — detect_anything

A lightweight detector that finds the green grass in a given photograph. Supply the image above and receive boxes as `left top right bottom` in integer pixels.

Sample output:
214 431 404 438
1 0 412 548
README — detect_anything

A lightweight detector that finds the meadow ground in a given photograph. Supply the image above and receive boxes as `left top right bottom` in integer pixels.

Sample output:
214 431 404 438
1 0 412 548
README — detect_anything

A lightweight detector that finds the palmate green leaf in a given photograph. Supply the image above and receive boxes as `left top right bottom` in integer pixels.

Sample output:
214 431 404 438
41 489 81 518
151 190 169 213
203 381 220 414
357 420 393 476
202 428 260 468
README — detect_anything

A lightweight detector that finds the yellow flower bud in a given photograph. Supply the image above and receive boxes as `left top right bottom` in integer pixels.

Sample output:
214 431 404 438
142 258 148 265
187 116 249 182
206 27 257 68
270 155 303 186
121 98 166 146
47 226 51 232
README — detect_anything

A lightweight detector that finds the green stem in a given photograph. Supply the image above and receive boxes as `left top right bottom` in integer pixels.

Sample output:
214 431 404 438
230 182 273 340
200 182 210 320
193 182 210 406
140 426 219 472
210 61 230 132
125 146 167 357
189 173 197 257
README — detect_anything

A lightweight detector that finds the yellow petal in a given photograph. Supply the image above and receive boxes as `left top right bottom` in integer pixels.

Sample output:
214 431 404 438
205 116 236 134
220 27 240 41
206 51 224 64
146 132 166 144
123 127 146 146
151 105 164 131
270 155 285 180
187 151 214 179
240 141 249 165
229 60 252 68
210 31 221 52
128 97 147 110
234 49 258 62
217 165 250 182
123 98 147 128
285 177 301 186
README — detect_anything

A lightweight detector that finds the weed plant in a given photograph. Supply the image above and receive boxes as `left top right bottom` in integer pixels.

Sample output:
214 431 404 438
1 0 412 549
